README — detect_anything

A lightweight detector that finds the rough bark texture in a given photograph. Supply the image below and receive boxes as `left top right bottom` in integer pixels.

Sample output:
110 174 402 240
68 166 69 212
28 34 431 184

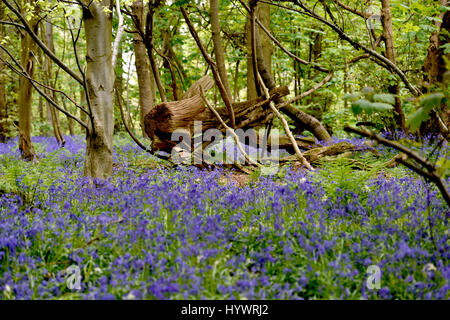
210 0 232 100
0 2 7 142
18 0 38 160
144 84 289 154
83 0 115 179
381 0 405 130
181 75 214 100
132 0 156 137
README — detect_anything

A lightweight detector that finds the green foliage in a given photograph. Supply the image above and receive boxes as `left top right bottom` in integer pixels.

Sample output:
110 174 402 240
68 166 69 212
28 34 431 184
406 93 445 132
344 89 395 117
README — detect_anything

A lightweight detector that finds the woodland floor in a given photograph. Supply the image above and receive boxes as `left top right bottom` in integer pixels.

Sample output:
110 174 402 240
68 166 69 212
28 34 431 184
0 134 448 299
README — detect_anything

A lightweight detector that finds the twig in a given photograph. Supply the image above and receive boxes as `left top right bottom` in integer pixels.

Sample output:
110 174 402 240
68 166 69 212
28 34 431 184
3 0 83 85
277 71 333 108
0 45 88 129
237 0 329 73
200 87 261 168
283 0 421 96
257 71 313 170
114 84 170 162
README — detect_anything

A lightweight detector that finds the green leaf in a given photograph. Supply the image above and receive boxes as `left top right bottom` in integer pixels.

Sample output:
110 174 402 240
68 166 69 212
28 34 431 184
351 99 371 115
367 102 394 113
420 92 444 112
406 107 430 132
343 93 359 100
373 93 395 105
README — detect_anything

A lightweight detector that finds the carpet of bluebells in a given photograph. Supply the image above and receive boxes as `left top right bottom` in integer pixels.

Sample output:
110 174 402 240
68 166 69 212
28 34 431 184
0 134 448 300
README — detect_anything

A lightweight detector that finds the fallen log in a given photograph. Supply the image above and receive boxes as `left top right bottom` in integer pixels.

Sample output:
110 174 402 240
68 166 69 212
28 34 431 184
279 142 357 163
144 82 290 154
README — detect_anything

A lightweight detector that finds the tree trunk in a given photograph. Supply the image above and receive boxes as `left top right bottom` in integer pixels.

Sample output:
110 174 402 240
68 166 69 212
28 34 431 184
62 97 75 136
0 2 7 143
132 0 156 138
44 18 65 146
421 4 449 138
253 20 332 142
18 0 38 160
423 1 449 85
83 0 115 179
246 1 272 100
381 0 405 130
114 46 124 133
210 0 232 101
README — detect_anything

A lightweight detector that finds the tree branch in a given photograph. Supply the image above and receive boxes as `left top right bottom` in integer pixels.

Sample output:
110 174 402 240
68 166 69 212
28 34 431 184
344 126 449 207
181 6 236 128
3 0 84 85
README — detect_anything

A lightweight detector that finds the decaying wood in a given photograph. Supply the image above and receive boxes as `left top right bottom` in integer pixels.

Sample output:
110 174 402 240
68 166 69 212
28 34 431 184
280 142 357 163
181 75 215 100
144 81 290 153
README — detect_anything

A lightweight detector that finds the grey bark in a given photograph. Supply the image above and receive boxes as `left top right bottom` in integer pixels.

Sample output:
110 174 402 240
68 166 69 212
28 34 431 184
83 0 115 179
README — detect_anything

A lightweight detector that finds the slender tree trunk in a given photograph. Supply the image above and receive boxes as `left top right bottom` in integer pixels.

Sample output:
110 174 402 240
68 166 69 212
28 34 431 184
233 59 240 101
210 0 232 101
421 3 449 138
43 18 65 146
114 46 124 132
381 0 405 130
253 19 331 142
0 2 7 142
246 1 272 100
162 24 187 85
18 0 38 160
132 0 155 138
62 97 74 136
83 0 115 179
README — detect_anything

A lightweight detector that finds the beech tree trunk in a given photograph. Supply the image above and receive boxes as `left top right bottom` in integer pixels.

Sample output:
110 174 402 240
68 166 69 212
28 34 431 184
0 2 7 142
83 0 115 179
132 0 156 138
18 0 38 160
